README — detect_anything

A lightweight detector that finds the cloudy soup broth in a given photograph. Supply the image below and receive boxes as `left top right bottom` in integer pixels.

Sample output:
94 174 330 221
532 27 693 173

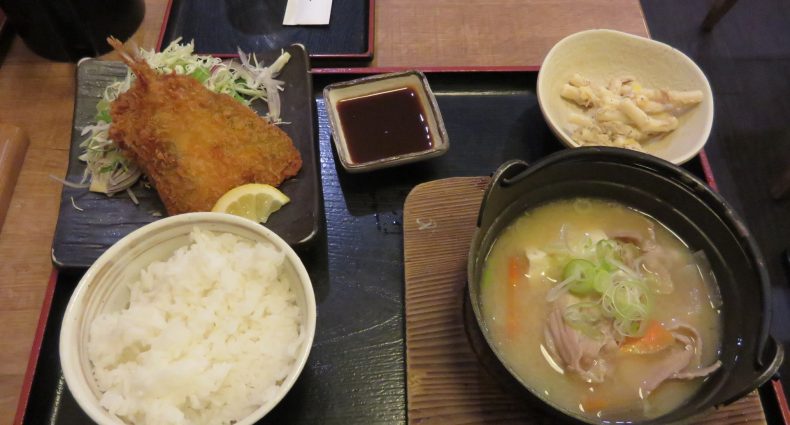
480 198 721 421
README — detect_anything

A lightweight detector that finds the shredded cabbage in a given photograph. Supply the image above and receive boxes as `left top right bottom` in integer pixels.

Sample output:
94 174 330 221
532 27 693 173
77 39 292 196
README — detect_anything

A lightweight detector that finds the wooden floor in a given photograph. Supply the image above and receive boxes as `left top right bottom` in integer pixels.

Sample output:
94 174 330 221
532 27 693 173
642 0 790 397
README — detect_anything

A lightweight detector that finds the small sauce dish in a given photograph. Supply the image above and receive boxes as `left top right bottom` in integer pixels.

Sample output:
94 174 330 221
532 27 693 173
323 71 449 172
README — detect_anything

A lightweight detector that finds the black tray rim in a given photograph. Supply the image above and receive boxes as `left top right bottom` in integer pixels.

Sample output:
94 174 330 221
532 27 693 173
156 0 376 61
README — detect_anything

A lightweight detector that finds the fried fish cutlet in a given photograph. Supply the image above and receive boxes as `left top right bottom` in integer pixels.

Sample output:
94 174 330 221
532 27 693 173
107 38 302 215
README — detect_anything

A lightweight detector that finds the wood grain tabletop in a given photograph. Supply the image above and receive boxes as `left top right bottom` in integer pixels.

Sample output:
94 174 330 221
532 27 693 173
0 1 647 422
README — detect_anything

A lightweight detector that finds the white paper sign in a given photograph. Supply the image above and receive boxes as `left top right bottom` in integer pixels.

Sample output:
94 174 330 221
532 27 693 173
283 0 333 26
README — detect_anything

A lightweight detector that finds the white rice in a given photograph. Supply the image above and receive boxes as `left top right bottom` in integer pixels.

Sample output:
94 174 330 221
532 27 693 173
88 228 303 425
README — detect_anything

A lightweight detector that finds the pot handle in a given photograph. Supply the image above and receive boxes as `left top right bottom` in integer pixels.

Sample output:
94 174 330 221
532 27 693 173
755 334 784 384
477 160 531 229
722 335 785 405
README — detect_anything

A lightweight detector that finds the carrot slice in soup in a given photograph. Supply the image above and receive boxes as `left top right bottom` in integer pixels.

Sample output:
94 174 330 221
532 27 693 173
581 394 608 413
620 320 675 354
506 255 529 338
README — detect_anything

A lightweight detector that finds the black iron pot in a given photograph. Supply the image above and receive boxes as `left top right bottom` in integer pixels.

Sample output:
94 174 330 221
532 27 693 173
467 147 784 424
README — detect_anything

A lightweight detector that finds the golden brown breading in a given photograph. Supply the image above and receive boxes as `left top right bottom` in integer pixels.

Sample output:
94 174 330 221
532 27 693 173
107 38 302 215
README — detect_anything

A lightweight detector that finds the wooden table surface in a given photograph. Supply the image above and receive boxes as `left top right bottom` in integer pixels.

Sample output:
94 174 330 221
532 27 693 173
0 1 647 422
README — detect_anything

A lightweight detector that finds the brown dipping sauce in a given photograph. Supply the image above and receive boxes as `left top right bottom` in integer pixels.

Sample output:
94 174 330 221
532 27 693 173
336 86 433 164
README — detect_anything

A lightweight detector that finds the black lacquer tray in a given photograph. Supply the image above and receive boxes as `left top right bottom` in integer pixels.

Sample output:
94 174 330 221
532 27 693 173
158 0 373 62
51 44 321 269
21 71 786 425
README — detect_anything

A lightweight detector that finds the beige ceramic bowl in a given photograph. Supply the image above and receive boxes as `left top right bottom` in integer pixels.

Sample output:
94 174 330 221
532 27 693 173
59 212 317 425
537 29 714 165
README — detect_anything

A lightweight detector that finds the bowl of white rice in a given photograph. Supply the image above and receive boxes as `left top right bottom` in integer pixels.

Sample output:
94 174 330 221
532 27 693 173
59 212 317 425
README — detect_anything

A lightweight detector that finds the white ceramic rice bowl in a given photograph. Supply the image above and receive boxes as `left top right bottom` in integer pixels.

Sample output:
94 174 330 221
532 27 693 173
537 29 714 165
59 212 317 425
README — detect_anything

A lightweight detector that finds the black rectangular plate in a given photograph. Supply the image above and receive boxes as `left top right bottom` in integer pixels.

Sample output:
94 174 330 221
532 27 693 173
158 0 372 61
51 44 321 269
23 72 742 425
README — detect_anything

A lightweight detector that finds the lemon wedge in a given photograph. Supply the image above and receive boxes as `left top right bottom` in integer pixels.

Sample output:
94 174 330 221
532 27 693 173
211 184 290 223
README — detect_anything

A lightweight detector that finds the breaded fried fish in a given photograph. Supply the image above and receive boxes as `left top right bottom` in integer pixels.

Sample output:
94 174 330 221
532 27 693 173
107 38 302 215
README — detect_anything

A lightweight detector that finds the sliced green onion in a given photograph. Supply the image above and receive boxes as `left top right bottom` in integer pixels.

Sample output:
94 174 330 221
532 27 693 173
546 234 664 340
614 317 648 338
596 239 621 271
563 259 597 295
546 271 580 301
593 269 612 293
601 279 652 338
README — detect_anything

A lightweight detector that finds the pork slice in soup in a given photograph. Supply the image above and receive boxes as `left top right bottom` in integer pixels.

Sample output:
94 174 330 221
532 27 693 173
480 198 721 421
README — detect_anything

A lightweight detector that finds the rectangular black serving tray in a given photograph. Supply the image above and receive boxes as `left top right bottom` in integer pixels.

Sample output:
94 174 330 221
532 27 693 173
157 0 374 63
51 44 322 269
17 71 788 424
